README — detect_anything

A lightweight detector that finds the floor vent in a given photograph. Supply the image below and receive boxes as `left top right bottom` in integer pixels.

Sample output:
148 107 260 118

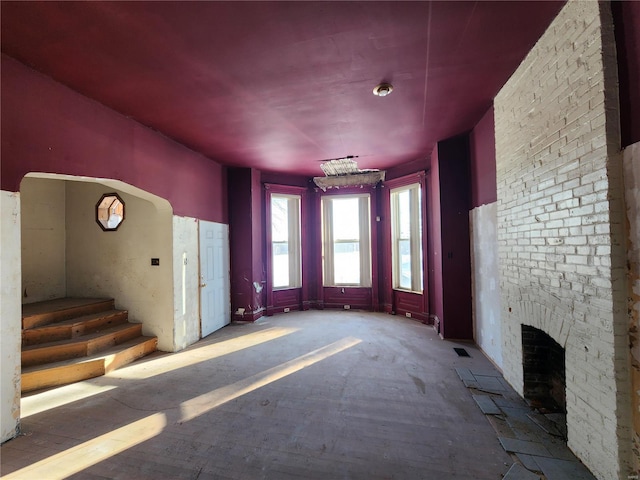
454 347 470 357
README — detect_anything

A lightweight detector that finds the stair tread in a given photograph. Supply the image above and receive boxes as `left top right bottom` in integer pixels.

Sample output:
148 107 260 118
21 336 158 375
22 322 142 352
22 297 113 319
25 309 128 331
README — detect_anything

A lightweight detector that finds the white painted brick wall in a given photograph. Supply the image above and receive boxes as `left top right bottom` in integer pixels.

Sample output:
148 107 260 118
495 2 632 479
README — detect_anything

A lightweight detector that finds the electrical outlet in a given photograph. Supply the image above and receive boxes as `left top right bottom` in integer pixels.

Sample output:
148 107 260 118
344 305 351 310
151 258 160 266
284 307 290 313
405 312 412 318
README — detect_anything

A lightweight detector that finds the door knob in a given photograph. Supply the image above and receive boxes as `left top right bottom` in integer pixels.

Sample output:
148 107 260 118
200 283 207 288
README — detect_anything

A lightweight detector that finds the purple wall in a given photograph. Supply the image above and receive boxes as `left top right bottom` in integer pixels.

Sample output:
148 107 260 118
1 55 227 222
378 183 393 313
228 168 265 320
469 106 497 208
261 171 310 188
386 158 429 182
251 169 265 300
612 1 640 147
428 145 444 330
427 136 473 339
438 136 473 339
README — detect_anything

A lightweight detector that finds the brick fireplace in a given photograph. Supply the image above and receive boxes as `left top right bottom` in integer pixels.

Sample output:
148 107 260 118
494 2 632 479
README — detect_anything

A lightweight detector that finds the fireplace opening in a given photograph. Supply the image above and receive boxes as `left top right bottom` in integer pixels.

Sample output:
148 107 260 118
521 325 566 414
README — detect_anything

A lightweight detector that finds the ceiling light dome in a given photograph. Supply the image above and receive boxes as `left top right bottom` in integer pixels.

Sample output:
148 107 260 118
373 83 393 97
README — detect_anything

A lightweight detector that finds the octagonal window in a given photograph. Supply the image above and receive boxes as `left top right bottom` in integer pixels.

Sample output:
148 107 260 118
96 193 125 231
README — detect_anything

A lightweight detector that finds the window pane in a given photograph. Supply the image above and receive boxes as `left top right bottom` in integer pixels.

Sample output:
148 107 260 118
271 197 288 242
398 190 411 239
399 239 411 289
270 194 301 289
334 242 360 284
273 242 289 288
332 198 360 240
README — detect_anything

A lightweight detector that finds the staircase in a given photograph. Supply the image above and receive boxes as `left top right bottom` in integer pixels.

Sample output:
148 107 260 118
21 298 158 393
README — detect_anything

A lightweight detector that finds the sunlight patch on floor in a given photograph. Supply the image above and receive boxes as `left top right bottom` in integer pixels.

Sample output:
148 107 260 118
21 383 118 418
111 326 298 380
2 412 166 480
10 335 360 480
179 336 362 423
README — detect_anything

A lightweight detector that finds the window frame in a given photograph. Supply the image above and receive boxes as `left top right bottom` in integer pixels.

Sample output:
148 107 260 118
390 182 423 293
265 184 306 294
270 193 302 290
96 192 125 231
321 193 372 287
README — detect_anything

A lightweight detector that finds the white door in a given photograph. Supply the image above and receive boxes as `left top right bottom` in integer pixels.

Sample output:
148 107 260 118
199 221 231 337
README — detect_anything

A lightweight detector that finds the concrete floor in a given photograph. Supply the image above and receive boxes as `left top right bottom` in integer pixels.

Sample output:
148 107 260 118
2 311 515 479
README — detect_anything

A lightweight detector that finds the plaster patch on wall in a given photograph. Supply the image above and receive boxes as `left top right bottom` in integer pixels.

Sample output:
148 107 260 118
623 142 640 472
470 202 502 369
1 190 22 442
237 276 264 315
172 216 199 352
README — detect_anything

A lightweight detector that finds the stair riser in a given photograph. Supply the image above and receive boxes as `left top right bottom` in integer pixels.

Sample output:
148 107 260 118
22 343 87 367
86 325 143 355
22 360 106 393
22 324 143 367
105 338 158 373
23 300 115 330
21 338 158 393
22 311 129 346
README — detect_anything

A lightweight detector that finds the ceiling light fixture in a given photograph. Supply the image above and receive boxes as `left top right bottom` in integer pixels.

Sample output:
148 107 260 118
373 82 393 97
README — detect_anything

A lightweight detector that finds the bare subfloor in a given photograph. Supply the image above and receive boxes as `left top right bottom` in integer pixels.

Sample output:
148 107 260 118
2 311 515 479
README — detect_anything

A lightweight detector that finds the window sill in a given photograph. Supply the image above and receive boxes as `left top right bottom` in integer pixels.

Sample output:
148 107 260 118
393 288 423 295
273 286 302 292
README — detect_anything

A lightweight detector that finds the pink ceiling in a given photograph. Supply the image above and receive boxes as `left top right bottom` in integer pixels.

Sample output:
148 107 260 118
1 1 563 176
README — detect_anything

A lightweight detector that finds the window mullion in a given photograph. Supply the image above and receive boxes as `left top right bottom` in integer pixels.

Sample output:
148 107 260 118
322 199 334 286
392 193 399 289
410 186 421 291
359 196 371 287
288 197 301 287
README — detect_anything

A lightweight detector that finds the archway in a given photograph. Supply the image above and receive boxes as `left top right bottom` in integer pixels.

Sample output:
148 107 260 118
20 173 175 347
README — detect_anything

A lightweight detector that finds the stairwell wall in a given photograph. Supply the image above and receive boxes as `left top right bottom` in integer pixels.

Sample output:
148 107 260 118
19 177 67 304
65 181 175 351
